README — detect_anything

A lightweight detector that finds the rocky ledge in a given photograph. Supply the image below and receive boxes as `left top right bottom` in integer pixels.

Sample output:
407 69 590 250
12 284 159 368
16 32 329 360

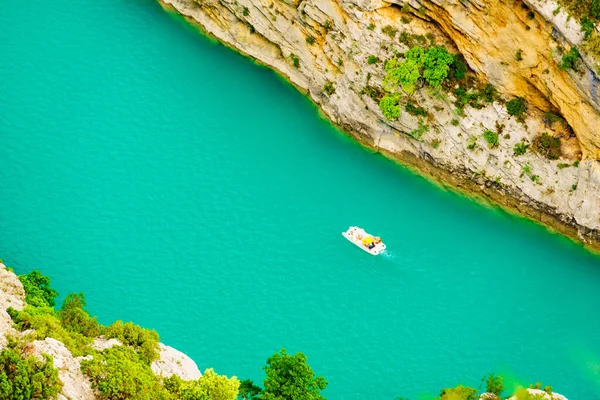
160 0 600 251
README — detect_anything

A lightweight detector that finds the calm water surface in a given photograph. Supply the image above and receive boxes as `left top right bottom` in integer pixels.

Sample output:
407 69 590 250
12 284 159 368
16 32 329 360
1 0 600 398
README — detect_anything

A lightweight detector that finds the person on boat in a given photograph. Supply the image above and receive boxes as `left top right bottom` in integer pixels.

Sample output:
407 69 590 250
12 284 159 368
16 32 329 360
362 236 375 249
374 236 382 244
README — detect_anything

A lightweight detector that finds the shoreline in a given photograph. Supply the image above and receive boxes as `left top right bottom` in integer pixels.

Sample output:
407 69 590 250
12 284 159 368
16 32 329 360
158 0 600 254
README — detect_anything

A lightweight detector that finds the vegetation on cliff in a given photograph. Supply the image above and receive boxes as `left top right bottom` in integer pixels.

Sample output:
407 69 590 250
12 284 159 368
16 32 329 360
2 269 565 400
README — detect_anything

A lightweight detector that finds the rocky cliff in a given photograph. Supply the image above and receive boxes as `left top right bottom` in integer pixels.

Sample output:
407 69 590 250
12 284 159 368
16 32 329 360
160 0 600 250
0 262 201 400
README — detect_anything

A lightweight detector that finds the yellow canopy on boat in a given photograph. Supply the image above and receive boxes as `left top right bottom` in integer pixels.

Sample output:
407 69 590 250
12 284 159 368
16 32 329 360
362 237 374 244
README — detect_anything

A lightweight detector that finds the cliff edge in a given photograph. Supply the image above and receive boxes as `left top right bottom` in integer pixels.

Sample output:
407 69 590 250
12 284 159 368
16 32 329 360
160 0 600 250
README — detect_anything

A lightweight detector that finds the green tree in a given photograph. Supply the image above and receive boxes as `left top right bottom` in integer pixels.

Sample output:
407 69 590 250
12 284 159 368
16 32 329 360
0 342 62 400
164 370 239 400
261 349 327 400
81 346 170 400
18 270 58 307
506 97 527 120
439 385 478 400
238 379 262 399
104 321 160 365
422 46 454 87
58 293 101 338
485 373 504 395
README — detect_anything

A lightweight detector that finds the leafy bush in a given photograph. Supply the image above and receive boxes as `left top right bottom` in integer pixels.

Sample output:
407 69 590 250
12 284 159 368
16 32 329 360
237 379 262 400
367 23 375 31
382 25 398 38
506 97 527 120
59 293 101 338
513 142 529 156
409 121 429 140
104 321 160 365
451 56 468 79
0 341 62 400
542 111 563 127
383 46 453 93
560 46 580 70
367 55 379 64
485 373 505 395
18 270 59 308
261 349 327 400
483 129 499 148
323 81 335 96
516 49 523 61
164 369 240 400
379 93 402 120
81 346 169 400
404 102 428 117
439 385 478 400
305 36 315 45
581 17 596 39
534 132 562 160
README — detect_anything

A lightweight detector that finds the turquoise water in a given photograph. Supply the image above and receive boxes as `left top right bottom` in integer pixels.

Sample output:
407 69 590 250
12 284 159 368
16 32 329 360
1 0 600 398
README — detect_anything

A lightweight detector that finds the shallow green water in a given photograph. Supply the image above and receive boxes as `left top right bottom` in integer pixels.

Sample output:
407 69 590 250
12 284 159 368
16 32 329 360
2 0 600 398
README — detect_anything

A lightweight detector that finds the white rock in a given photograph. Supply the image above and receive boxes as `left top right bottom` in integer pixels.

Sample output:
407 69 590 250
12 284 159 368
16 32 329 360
152 342 202 380
29 338 96 400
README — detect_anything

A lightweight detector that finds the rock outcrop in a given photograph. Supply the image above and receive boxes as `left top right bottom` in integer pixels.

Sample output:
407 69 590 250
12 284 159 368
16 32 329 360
160 0 600 250
152 342 202 380
0 263 203 399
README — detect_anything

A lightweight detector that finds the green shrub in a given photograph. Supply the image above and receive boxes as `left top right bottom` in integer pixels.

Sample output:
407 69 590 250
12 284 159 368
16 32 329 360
593 0 600 18
379 93 402 120
9 305 94 356
439 385 478 400
367 23 375 31
104 321 160 365
485 373 505 395
81 346 169 400
262 349 327 400
431 138 441 148
405 102 428 117
574 160 580 167
516 49 523 61
451 56 468 79
59 293 101 338
513 142 529 156
383 46 453 93
409 121 429 140
305 36 315 45
18 270 59 308
483 129 499 148
237 379 262 400
0 340 62 400
560 46 580 70
382 25 398 38
323 20 333 31
323 81 335 96
534 132 562 160
290 54 300 68
506 97 527 120
367 55 379 64
542 111 563 127
242 7 249 16
581 17 596 39
451 119 459 126
164 369 240 400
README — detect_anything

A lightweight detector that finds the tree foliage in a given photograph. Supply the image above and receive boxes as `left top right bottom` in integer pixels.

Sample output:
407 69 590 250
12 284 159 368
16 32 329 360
261 349 327 400
81 346 170 400
58 293 101 338
104 321 160 365
383 46 454 94
0 341 62 400
379 93 402 120
165 369 240 400
485 373 505 395
438 385 478 400
506 97 527 120
18 270 59 308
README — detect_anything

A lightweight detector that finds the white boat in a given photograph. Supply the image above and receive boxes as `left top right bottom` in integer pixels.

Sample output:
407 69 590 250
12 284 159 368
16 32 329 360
342 226 386 255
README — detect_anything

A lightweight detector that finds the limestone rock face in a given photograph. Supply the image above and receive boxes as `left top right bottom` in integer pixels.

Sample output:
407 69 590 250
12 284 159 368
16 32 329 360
152 342 202 380
161 0 600 249
0 263 26 350
407 0 600 159
29 338 96 400
507 388 568 399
